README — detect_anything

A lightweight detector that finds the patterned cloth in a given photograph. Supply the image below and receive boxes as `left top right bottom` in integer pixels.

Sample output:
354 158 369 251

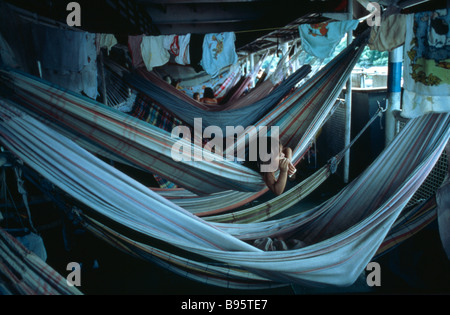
163 34 191 65
402 10 450 118
200 32 238 78
298 20 359 59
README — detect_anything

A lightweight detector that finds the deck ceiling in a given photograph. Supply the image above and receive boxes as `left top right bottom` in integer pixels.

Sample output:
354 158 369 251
4 0 445 53
135 0 346 52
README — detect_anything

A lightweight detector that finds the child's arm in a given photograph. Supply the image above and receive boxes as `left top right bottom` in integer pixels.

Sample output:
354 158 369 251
263 158 289 196
282 147 296 175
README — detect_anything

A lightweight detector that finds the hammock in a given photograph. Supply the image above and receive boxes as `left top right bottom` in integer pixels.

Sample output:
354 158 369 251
374 196 438 259
1 102 449 288
63 195 441 289
0 227 82 295
204 104 385 223
216 50 269 104
124 63 312 130
151 45 291 109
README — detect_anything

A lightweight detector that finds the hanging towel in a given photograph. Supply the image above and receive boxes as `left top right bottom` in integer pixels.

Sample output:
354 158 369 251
368 14 407 51
200 32 238 78
128 35 145 68
298 20 359 59
96 34 118 55
402 10 450 118
141 35 170 71
164 34 191 65
163 35 177 54
31 25 98 99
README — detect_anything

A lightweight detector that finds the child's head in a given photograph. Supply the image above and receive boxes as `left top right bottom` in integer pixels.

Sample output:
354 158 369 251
203 87 215 99
256 136 281 173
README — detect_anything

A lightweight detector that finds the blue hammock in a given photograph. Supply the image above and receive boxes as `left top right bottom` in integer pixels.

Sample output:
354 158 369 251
124 64 312 130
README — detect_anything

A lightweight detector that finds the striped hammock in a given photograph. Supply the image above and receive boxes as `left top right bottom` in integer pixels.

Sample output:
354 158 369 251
73 195 439 289
1 101 449 288
124 63 312 131
0 227 82 295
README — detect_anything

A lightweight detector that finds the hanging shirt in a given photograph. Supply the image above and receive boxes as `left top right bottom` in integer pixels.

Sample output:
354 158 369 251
164 34 191 65
298 20 359 59
200 32 238 78
402 10 450 118
141 35 170 71
96 33 118 55
31 25 98 99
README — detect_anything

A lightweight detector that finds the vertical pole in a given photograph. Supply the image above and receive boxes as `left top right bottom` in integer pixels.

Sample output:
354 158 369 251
282 41 290 74
98 50 108 106
386 46 403 146
249 53 255 87
343 0 353 184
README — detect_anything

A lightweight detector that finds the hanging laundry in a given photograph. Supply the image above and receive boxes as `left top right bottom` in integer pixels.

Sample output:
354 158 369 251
141 35 170 71
96 33 118 55
298 20 359 59
402 10 450 118
32 25 95 72
163 34 191 65
31 25 98 99
368 14 407 52
163 35 177 55
128 35 145 68
200 32 238 78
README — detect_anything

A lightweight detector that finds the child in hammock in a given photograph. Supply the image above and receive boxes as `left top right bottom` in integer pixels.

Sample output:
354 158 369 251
255 137 296 196
200 87 218 105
